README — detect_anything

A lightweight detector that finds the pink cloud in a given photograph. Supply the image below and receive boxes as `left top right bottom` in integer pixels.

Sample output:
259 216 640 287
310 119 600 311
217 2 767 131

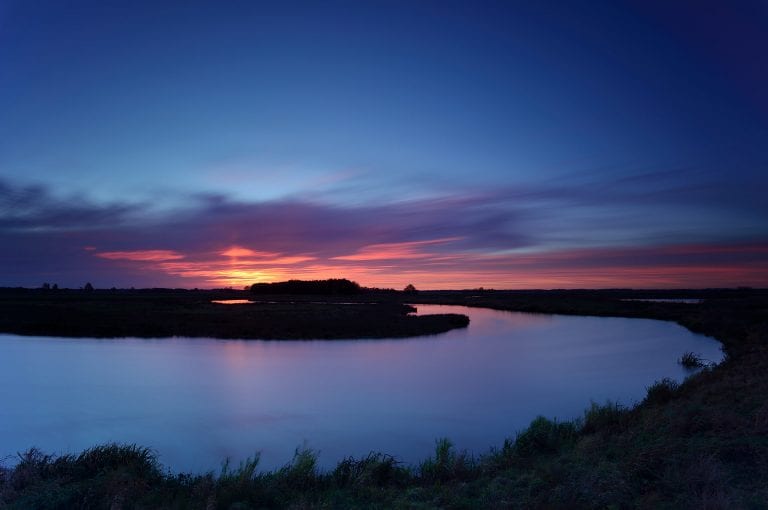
95 250 186 262
85 240 768 290
6 176 766 289
220 246 277 258
332 237 463 261
218 246 315 264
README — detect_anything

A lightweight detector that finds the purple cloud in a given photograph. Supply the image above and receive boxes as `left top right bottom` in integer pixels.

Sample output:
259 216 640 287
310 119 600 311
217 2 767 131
1 176 766 289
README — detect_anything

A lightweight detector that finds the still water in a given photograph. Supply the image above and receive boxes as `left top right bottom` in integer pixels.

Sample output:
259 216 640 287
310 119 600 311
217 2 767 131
0 305 722 472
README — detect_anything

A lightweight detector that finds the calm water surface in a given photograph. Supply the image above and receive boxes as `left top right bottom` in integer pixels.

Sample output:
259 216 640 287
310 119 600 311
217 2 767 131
0 305 722 472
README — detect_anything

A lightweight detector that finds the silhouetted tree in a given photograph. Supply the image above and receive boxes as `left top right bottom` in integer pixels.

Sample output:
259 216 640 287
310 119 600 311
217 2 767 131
404 284 417 294
84 282 94 292
250 279 362 295
41 282 50 290
51 283 58 290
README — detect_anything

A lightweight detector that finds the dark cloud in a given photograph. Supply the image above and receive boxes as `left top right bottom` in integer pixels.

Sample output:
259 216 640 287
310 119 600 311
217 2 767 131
1 176 766 289
0 179 142 231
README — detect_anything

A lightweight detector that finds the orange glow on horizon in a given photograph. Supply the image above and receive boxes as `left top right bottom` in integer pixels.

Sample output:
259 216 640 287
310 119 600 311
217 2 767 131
89 241 768 290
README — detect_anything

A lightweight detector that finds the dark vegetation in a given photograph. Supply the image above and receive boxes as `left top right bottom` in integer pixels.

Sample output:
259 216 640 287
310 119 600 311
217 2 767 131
249 278 361 295
679 350 708 369
1 288 767 507
0 284 468 340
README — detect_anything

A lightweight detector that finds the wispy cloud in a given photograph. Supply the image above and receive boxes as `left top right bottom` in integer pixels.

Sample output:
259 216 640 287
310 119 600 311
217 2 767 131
220 246 273 258
332 238 462 261
0 180 141 231
1 175 766 289
96 250 185 261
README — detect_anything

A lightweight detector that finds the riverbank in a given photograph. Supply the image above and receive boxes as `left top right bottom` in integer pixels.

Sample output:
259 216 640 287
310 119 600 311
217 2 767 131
1 288 766 508
0 288 469 339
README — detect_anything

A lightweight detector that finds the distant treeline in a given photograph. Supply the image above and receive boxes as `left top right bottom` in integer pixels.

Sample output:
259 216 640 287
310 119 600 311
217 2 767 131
249 278 362 295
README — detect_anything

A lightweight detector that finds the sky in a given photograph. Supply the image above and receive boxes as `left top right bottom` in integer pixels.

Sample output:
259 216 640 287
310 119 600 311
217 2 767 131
1 0 767 289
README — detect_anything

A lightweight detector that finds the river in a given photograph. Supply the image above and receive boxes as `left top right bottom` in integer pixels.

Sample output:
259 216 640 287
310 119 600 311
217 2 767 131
0 304 722 472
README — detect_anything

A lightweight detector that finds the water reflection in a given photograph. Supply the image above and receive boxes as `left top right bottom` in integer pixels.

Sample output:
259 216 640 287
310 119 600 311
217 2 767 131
0 305 722 473
211 299 254 305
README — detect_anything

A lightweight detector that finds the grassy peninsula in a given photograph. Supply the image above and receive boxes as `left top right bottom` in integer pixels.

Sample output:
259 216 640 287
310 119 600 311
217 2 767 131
0 285 469 340
1 288 767 508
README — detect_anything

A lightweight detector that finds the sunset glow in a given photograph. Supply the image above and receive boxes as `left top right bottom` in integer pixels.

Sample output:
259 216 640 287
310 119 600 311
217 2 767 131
79 241 768 290
0 2 765 290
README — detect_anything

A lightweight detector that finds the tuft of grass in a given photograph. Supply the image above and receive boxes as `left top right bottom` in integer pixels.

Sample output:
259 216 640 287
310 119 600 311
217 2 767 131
333 452 407 488
216 454 264 509
275 445 320 492
2 444 164 510
74 443 159 477
419 438 473 483
219 453 260 485
679 351 707 369
581 401 628 435
8 448 54 491
643 377 680 405
513 416 578 458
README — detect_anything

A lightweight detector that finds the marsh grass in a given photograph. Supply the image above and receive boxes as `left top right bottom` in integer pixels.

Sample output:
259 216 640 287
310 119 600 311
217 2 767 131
0 385 762 510
581 401 628 434
219 453 260 485
332 453 407 488
679 350 710 369
418 438 473 483
643 377 680 405
0 289 470 340
512 417 578 458
275 446 320 492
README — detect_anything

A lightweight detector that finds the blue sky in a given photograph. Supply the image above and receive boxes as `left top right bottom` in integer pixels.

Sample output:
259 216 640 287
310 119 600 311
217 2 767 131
1 1 766 288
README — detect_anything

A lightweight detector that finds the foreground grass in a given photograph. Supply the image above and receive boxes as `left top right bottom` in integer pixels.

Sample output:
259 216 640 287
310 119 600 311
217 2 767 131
3 381 762 509
2 289 767 508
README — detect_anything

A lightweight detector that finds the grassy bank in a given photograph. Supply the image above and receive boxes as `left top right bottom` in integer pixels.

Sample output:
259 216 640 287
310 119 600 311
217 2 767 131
0 288 469 340
1 289 767 508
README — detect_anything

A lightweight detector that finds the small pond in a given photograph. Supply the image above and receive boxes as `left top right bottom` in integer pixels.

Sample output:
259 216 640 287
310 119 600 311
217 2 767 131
0 305 722 472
